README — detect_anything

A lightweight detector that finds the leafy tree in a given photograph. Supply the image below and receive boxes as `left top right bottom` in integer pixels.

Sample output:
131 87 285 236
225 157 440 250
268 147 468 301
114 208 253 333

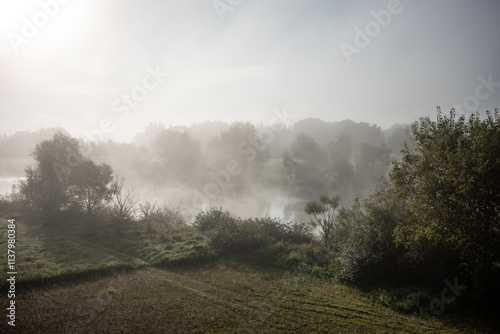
154 129 202 184
384 123 416 161
284 133 329 194
133 122 166 146
70 159 115 215
354 142 391 195
206 122 270 192
334 182 409 283
328 134 353 163
326 134 354 196
21 131 83 222
390 108 500 297
304 194 340 247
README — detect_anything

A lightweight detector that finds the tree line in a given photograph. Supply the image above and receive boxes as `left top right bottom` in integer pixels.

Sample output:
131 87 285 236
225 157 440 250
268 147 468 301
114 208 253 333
0 118 411 202
304 109 499 310
4 108 498 312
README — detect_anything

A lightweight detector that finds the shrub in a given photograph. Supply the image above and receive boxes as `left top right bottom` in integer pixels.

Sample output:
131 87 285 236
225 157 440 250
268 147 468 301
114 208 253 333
334 182 409 284
368 286 434 314
210 220 269 254
193 208 313 256
251 217 313 244
192 207 235 233
139 201 186 227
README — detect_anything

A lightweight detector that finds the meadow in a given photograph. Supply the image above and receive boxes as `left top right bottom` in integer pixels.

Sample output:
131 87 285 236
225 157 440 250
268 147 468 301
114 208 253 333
0 211 493 333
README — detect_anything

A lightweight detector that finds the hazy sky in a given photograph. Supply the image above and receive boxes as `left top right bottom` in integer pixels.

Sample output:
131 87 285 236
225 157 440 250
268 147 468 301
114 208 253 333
1 0 499 142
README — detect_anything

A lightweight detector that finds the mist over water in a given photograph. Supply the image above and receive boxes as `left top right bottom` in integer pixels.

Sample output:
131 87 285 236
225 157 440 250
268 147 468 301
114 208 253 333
0 118 410 226
0 2 499 332
129 183 306 224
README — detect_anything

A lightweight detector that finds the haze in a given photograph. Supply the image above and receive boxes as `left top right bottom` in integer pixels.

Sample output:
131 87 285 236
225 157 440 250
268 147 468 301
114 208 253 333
0 0 499 142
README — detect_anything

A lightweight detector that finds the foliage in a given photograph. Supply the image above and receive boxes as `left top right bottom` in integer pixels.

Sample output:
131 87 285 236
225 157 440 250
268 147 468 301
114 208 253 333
334 182 409 284
139 201 186 227
284 131 390 198
193 208 266 254
304 194 340 247
69 159 115 215
192 207 235 233
18 132 123 222
209 218 269 254
20 132 83 222
110 176 138 227
193 208 313 255
326 134 355 196
390 108 500 298
285 242 333 278
384 123 416 162
368 286 434 314
354 142 391 194
206 122 270 193
153 129 203 184
283 133 330 194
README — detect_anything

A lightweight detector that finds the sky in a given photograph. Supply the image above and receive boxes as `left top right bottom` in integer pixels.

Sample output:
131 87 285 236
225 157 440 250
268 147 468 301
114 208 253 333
0 0 499 142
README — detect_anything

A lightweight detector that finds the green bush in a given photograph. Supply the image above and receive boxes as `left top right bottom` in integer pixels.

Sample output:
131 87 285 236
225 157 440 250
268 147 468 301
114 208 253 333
254 217 313 244
193 208 313 256
334 182 409 284
368 286 434 314
284 243 335 278
285 250 303 269
208 217 270 254
192 207 235 232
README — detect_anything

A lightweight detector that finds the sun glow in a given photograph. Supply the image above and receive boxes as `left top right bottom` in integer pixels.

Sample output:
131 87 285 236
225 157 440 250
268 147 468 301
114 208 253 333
1 0 98 57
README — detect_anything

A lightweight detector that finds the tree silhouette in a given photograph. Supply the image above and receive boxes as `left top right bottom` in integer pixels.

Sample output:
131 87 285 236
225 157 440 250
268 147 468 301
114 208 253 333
305 194 341 247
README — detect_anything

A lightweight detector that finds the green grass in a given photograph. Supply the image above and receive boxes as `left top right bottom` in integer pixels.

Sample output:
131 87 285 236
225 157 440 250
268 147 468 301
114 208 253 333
63 215 212 267
0 212 495 333
0 217 148 288
0 211 211 289
1 264 484 333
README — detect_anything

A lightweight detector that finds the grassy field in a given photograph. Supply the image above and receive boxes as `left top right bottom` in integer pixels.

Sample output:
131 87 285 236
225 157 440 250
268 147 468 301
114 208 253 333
0 212 210 280
0 213 494 333
1 264 481 333
1 216 149 287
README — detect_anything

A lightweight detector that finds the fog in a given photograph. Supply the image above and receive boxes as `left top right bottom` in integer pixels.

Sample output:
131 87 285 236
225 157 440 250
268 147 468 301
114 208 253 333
2 4 499 331
0 117 414 226
1 0 498 223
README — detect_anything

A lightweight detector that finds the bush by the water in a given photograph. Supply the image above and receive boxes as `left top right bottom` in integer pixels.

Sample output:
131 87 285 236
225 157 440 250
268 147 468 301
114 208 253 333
193 207 313 255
